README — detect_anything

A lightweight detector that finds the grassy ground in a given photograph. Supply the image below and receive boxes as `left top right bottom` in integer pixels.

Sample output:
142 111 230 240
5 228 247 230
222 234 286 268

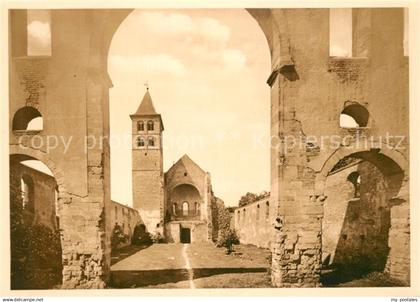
334 272 407 287
112 243 404 288
111 243 272 288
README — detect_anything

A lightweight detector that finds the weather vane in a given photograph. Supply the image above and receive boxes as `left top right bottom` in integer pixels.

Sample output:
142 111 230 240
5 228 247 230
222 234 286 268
144 81 149 91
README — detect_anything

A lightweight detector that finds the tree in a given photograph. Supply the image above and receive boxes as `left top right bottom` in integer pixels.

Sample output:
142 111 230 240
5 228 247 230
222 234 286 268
238 191 270 207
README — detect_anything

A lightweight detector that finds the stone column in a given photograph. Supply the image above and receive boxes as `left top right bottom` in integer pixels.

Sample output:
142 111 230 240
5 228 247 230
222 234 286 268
385 179 410 284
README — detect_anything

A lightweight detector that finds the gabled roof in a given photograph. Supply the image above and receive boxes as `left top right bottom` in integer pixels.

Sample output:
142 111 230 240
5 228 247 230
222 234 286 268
133 90 157 115
165 154 207 193
174 154 206 175
130 89 164 130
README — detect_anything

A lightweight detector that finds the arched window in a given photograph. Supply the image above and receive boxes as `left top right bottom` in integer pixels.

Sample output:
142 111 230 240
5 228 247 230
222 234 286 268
147 120 154 131
148 137 155 147
172 202 178 216
137 136 145 147
265 201 270 221
256 204 260 221
12 106 43 131
137 121 144 131
182 201 189 216
347 171 361 198
237 210 240 223
340 103 369 128
243 208 246 221
21 175 34 213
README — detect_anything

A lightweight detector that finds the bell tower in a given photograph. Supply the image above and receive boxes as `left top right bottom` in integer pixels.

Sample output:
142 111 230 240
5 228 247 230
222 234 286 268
130 89 164 234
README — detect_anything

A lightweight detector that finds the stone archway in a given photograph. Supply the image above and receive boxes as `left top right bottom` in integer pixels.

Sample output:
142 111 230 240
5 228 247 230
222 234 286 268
314 143 409 284
10 145 68 198
9 146 69 289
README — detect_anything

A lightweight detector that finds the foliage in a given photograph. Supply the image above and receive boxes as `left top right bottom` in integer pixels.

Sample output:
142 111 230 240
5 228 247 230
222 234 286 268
216 229 240 254
211 197 232 243
150 232 165 243
132 224 152 245
111 223 129 250
10 192 62 289
238 191 269 207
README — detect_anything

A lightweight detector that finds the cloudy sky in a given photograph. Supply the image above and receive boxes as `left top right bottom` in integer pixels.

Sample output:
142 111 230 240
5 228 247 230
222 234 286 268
108 9 272 207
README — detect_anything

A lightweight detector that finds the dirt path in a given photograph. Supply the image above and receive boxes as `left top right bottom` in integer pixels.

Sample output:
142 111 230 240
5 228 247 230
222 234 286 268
110 243 270 288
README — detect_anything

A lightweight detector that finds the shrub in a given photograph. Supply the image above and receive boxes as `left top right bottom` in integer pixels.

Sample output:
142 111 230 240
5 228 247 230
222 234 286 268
216 229 240 254
10 200 62 289
131 224 152 245
211 197 232 243
111 223 129 250
150 232 165 243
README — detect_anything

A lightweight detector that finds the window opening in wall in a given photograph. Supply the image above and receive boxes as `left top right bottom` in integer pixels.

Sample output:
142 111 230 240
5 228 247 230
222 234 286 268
340 103 369 128
265 201 269 220
182 201 189 216
148 137 155 147
330 8 352 57
347 171 361 198
27 9 52 56
137 137 145 147
12 106 43 131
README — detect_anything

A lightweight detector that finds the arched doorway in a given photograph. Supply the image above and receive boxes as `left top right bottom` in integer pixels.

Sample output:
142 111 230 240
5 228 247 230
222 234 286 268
318 147 408 285
9 152 65 289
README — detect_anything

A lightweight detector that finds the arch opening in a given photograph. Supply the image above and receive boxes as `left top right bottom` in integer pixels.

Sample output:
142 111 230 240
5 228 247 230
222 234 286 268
339 103 369 128
12 106 43 131
169 184 201 220
107 9 272 218
321 150 405 285
9 154 63 289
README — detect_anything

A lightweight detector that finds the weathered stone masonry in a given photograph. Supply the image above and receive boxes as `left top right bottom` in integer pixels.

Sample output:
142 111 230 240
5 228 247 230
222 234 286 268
9 8 409 288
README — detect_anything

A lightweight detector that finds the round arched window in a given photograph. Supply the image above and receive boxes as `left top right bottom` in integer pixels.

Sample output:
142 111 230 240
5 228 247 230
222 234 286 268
340 103 369 128
12 106 43 131
182 201 189 216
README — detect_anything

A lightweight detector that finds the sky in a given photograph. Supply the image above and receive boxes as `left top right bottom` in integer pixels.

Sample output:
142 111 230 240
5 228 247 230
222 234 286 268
108 9 272 207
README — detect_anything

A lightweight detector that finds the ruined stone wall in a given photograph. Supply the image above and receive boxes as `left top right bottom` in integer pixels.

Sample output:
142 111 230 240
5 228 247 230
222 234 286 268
260 8 409 287
322 160 402 275
8 8 409 289
165 221 208 243
232 196 275 249
322 165 356 265
110 200 142 247
9 10 114 288
18 163 58 230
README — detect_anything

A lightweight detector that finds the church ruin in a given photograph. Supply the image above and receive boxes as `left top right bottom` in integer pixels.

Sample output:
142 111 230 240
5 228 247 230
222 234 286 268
8 8 409 288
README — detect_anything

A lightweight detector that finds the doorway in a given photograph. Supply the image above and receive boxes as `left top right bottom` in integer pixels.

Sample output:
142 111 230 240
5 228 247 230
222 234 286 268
180 227 191 243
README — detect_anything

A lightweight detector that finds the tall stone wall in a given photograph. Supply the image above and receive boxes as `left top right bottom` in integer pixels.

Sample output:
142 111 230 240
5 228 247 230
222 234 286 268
110 200 142 248
17 163 58 230
9 10 115 288
233 196 275 249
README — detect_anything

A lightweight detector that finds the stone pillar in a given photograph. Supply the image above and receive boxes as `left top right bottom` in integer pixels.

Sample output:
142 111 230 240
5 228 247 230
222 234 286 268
385 180 410 284
272 194 324 287
60 11 112 289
